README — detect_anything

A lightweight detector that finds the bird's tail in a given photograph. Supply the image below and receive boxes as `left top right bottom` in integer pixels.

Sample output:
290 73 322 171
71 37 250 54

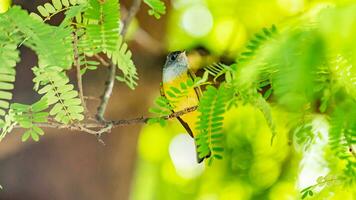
176 116 211 163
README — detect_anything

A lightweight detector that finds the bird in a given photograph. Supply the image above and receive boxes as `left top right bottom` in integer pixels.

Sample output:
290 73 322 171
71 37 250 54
162 50 210 163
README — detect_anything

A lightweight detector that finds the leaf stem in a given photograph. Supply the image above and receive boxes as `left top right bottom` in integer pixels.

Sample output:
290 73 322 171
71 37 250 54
96 0 142 122
14 106 198 135
73 32 88 114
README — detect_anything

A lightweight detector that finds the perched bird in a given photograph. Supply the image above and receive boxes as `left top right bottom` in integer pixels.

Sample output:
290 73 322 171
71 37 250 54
162 50 210 163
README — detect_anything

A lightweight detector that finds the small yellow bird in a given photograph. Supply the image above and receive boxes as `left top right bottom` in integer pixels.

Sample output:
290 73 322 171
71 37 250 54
162 50 210 163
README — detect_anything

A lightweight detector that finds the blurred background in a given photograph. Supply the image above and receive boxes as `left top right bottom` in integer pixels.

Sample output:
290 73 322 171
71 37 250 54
0 0 355 199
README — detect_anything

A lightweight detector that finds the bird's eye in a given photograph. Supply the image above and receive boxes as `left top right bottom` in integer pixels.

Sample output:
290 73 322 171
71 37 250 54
170 54 178 61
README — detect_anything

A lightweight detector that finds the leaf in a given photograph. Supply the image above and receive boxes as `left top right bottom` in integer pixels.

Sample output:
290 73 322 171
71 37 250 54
301 192 308 199
44 3 56 14
37 6 49 17
50 103 63 115
31 131 40 142
29 13 43 21
195 85 229 160
62 0 70 7
69 0 77 5
52 0 63 10
143 0 166 19
32 99 49 112
33 126 44 136
0 43 19 121
21 131 31 142
107 36 138 89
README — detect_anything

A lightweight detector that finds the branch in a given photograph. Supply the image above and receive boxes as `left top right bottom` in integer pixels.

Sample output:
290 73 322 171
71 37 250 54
96 0 142 122
13 106 198 135
73 32 88 114
94 54 110 67
121 4 163 54
96 62 116 122
122 0 142 37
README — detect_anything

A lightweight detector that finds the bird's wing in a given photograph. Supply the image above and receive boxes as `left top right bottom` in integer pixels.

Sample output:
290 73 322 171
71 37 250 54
188 69 202 100
160 83 194 138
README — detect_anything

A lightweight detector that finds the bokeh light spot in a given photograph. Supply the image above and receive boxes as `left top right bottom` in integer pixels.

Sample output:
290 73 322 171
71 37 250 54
181 5 213 37
169 134 205 179
138 124 170 162
209 18 246 54
277 0 305 15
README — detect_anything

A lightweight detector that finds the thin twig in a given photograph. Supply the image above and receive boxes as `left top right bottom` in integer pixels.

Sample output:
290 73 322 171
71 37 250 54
84 96 100 101
120 3 162 54
96 0 142 122
122 0 142 38
13 106 198 135
94 54 110 67
96 62 116 122
73 32 88 113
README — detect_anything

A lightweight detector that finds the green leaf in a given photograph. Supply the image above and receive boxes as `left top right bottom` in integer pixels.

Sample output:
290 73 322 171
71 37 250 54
60 90 78 99
31 131 40 142
143 0 166 19
33 126 44 136
149 107 164 114
11 103 29 112
32 99 49 112
22 131 31 142
52 0 63 10
50 103 63 115
69 0 77 5
37 6 50 17
29 13 43 21
67 105 84 113
44 3 56 13
62 0 70 7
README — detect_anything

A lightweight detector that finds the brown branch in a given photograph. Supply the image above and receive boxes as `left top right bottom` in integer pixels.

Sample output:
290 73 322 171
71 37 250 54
120 3 162 54
96 0 142 122
84 96 100 101
96 62 116 122
13 106 198 135
73 32 88 114
94 54 110 67
121 0 142 37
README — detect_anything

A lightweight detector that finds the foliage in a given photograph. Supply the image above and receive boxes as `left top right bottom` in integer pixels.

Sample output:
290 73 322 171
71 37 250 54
84 0 119 52
1 0 356 199
195 85 229 163
143 0 166 19
33 66 84 124
145 2 356 199
107 36 138 89
329 100 356 180
0 0 141 140
11 99 49 142
0 43 19 126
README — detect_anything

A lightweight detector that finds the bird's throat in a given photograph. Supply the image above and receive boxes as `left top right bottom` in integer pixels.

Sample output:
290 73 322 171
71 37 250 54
162 66 188 83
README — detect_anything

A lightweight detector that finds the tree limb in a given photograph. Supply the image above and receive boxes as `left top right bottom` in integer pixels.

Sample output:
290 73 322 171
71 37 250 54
121 0 142 37
96 0 142 122
73 32 88 114
13 106 198 135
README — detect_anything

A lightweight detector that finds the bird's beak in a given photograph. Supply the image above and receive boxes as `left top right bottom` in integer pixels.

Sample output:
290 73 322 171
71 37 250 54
179 50 187 58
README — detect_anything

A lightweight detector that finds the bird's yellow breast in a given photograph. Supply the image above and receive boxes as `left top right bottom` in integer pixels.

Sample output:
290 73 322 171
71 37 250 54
163 73 199 137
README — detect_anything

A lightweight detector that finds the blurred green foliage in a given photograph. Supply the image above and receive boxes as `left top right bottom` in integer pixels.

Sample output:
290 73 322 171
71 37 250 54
132 0 356 199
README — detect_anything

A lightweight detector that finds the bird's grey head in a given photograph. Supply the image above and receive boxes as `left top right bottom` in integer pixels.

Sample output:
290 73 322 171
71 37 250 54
163 51 188 82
